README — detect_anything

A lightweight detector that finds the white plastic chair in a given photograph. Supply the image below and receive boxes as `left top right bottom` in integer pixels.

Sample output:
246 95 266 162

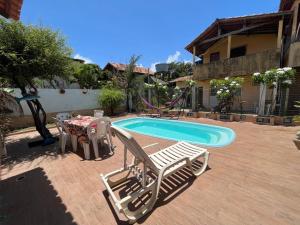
94 110 104 118
82 117 113 159
55 112 78 152
53 117 71 153
56 112 71 121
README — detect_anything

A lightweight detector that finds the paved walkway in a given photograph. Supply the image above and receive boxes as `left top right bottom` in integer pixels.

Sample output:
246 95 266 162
1 116 300 225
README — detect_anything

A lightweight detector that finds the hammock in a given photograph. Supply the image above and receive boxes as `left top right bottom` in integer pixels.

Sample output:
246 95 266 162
140 86 189 112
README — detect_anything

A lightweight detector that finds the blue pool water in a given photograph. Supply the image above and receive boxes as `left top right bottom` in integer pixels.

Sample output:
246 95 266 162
112 117 235 147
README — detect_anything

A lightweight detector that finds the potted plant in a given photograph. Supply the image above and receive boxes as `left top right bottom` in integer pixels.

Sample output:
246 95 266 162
293 101 300 150
99 87 125 116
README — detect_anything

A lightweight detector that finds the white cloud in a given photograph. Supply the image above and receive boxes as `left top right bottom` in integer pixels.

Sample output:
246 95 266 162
150 51 192 72
150 62 159 72
166 51 181 63
74 54 93 64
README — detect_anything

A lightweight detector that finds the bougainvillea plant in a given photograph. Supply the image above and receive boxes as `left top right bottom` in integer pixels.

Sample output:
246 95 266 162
210 76 244 113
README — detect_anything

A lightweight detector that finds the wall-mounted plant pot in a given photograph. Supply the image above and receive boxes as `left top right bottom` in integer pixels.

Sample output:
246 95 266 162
293 139 300 150
82 88 88 94
59 89 65 94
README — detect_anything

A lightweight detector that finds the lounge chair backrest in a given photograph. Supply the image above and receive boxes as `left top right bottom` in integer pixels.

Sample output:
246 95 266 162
111 126 157 171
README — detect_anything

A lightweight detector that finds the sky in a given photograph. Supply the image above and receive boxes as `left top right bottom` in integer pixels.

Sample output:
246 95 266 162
20 0 279 71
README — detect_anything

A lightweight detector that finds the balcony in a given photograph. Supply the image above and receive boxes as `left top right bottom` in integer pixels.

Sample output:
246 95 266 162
193 49 281 80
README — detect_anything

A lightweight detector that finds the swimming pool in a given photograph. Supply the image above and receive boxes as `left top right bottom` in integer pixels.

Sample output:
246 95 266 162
112 117 235 147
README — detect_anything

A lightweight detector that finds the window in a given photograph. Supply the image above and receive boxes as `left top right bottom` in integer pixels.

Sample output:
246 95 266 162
230 46 246 58
235 87 241 96
210 52 220 62
210 87 217 96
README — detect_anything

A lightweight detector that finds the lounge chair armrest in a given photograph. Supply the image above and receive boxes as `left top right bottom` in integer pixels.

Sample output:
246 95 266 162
142 143 159 149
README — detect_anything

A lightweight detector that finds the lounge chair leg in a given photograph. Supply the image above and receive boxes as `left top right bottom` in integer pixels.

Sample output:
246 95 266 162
191 152 210 176
120 182 157 224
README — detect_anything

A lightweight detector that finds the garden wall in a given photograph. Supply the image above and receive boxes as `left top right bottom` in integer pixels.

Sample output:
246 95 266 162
11 88 101 116
7 88 124 129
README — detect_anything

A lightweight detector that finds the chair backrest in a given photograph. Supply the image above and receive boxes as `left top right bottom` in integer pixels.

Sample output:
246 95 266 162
53 117 70 135
111 126 158 171
94 110 104 118
56 112 71 122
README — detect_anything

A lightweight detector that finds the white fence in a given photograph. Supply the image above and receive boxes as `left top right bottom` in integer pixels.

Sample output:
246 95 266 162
11 89 101 116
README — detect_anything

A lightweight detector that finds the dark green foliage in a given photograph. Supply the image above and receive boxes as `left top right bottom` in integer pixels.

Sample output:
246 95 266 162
71 63 103 89
0 18 72 85
0 18 72 140
99 88 125 115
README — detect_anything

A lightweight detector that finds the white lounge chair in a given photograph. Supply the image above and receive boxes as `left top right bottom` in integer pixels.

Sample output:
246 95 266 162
101 126 209 223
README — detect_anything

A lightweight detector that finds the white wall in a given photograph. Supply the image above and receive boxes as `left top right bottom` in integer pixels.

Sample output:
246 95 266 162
11 89 101 116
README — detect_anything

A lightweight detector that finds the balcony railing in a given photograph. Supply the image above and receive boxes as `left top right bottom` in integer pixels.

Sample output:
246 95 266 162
193 49 281 80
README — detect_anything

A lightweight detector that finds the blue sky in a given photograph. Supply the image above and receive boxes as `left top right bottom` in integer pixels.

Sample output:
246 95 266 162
21 0 279 70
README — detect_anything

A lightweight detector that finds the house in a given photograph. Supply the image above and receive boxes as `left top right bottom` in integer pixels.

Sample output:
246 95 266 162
0 0 23 20
183 0 300 115
103 62 154 76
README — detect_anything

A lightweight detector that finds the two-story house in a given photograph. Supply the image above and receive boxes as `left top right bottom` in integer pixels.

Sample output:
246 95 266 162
184 0 300 115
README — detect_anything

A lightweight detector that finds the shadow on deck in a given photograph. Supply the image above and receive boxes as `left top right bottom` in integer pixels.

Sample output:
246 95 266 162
0 167 77 225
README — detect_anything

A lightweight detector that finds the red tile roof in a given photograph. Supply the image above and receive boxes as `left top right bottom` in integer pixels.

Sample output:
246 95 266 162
169 76 193 83
103 62 154 75
0 0 23 20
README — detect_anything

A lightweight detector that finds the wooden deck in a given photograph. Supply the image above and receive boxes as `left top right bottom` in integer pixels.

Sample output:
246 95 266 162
1 116 300 225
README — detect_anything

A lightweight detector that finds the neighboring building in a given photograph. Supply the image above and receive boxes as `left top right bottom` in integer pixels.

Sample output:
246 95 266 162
0 0 23 20
103 62 154 76
184 0 300 114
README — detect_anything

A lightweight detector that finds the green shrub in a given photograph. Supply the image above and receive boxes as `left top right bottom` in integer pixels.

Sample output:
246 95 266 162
99 88 125 115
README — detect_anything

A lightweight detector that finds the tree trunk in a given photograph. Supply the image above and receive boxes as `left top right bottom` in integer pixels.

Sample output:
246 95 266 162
20 86 54 145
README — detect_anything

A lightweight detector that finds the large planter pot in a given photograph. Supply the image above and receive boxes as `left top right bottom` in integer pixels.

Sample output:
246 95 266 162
256 116 275 125
293 139 300 150
217 113 234 122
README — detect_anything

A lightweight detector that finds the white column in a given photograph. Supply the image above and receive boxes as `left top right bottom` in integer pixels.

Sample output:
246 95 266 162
258 83 266 115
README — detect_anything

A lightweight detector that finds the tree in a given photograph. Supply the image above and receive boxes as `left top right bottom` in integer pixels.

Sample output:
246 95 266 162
0 80 23 158
155 62 193 82
210 77 244 113
113 55 142 112
72 63 102 89
0 19 72 144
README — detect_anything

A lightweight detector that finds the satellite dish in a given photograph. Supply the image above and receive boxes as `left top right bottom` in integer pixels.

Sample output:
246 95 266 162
155 63 169 72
